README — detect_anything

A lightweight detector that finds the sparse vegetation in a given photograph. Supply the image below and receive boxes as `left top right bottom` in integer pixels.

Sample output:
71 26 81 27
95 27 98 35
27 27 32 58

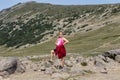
0 2 120 56
81 62 88 66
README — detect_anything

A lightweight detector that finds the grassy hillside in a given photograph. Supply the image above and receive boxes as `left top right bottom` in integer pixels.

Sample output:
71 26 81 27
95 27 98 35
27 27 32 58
0 2 120 57
1 21 120 57
0 2 120 47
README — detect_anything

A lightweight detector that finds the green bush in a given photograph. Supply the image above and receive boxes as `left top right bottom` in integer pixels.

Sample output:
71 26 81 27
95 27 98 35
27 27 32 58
81 62 88 66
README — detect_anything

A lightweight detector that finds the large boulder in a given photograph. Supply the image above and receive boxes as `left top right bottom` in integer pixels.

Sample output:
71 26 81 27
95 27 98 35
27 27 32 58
103 49 120 60
0 57 18 74
0 57 25 77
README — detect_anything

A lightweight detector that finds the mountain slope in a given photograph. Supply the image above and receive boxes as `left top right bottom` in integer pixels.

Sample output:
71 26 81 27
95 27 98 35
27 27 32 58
1 21 120 57
0 1 120 56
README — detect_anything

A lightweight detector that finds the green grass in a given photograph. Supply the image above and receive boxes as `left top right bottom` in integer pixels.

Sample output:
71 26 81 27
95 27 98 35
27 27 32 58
66 23 120 53
0 46 8 55
0 22 120 57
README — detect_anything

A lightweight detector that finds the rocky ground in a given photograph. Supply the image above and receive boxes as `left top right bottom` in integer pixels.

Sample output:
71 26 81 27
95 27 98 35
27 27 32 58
0 49 120 80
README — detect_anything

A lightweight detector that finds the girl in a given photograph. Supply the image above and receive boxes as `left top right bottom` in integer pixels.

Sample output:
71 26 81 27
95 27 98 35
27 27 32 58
50 31 69 68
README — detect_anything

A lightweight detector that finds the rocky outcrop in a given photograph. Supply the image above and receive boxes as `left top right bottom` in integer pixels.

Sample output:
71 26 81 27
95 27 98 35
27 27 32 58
1 49 120 80
115 55 120 63
103 49 120 60
0 57 25 77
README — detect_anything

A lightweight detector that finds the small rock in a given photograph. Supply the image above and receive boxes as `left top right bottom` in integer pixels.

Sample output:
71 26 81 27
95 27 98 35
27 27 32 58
45 67 55 74
106 57 114 63
62 66 71 72
70 57 76 64
40 66 46 71
15 60 26 73
115 55 120 62
94 60 106 67
0 71 9 78
70 64 84 75
100 68 107 74
94 56 106 67
65 60 73 67
41 61 52 68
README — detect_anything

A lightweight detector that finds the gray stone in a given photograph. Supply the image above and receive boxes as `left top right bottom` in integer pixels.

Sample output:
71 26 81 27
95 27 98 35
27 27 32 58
45 67 55 74
40 66 46 71
65 60 73 67
100 68 107 74
41 61 52 68
53 59 59 67
0 57 25 77
0 71 9 78
70 64 84 75
94 60 106 67
15 60 26 73
115 55 120 62
94 56 106 67
103 49 120 59
62 66 71 72
75 57 82 63
0 57 18 74
69 57 77 64
106 57 115 63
